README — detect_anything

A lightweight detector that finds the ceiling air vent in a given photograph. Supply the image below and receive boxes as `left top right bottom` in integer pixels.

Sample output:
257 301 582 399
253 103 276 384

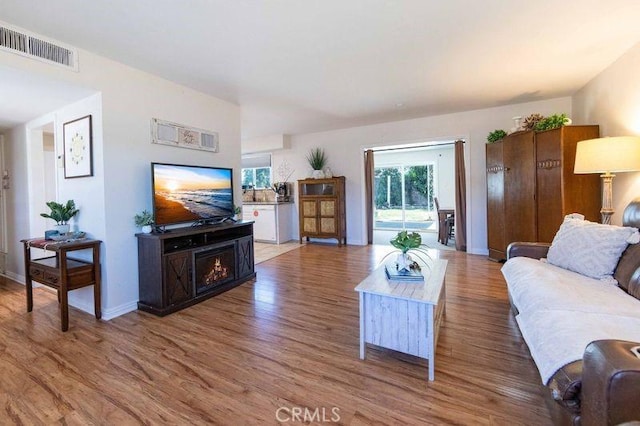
0 26 27 53
0 21 78 71
151 118 219 153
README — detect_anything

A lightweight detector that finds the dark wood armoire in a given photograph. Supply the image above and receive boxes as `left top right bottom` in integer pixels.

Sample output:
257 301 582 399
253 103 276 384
486 125 601 261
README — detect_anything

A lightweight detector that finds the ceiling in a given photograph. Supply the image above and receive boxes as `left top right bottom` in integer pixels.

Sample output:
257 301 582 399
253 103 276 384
1 0 640 139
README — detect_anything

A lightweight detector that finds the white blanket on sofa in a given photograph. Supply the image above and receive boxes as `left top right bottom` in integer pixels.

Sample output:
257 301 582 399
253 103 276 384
502 257 640 317
516 309 640 384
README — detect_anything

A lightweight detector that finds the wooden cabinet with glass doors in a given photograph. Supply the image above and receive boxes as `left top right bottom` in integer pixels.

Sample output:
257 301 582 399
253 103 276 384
298 177 346 245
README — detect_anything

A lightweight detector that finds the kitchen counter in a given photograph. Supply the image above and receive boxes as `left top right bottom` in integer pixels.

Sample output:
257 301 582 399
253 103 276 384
242 201 294 205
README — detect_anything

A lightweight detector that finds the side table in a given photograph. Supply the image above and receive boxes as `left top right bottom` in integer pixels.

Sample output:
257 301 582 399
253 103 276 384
355 259 447 381
21 238 102 331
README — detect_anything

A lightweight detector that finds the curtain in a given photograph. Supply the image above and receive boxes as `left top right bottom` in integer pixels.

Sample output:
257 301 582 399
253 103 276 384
454 140 467 252
364 149 375 244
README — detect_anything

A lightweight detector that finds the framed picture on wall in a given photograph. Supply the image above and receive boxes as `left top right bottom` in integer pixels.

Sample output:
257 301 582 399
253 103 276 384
63 115 93 178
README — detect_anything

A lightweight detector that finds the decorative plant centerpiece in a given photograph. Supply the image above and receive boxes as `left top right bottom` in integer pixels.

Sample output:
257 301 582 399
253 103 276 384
233 205 242 220
41 200 79 234
383 230 432 273
306 147 327 179
134 209 154 233
487 129 507 143
534 113 572 131
523 113 544 130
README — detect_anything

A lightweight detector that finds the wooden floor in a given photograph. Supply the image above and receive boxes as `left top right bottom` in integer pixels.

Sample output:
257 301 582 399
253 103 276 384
0 245 552 425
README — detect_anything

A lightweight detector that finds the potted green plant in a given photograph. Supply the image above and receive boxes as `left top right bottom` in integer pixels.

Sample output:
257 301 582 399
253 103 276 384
383 230 432 272
40 200 79 234
233 205 242 221
306 148 327 179
534 113 572 131
134 210 154 233
487 129 507 143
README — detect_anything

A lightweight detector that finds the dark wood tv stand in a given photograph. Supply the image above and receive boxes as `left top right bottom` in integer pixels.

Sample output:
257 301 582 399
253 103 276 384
136 221 255 316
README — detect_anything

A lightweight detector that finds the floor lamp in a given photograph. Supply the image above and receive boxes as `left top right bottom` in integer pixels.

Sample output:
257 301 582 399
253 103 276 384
574 136 640 224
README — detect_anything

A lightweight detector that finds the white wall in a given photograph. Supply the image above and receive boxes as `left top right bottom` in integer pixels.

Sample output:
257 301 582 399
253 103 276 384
242 134 290 153
23 94 107 314
266 97 572 253
573 42 640 224
1 42 240 319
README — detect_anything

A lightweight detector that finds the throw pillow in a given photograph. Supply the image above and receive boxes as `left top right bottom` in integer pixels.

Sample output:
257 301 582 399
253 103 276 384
547 217 639 281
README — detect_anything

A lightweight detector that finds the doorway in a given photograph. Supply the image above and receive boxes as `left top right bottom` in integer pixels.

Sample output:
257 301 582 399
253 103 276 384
27 121 57 239
370 143 456 249
374 163 435 230
0 134 6 274
0 125 56 277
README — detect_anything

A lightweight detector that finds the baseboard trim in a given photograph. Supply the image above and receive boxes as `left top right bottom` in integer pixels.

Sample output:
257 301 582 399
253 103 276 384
101 301 139 320
67 300 138 321
3 271 25 284
68 298 98 317
3 271 138 321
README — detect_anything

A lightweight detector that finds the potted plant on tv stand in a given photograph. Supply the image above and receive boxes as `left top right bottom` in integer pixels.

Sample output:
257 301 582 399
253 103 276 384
134 210 154 234
40 200 79 234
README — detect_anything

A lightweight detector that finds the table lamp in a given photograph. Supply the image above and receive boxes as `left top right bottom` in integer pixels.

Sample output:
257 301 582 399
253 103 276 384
574 136 640 224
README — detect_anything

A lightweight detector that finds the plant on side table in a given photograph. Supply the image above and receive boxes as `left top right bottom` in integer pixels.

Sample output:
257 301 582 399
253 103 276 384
384 230 432 273
134 209 154 233
40 200 79 234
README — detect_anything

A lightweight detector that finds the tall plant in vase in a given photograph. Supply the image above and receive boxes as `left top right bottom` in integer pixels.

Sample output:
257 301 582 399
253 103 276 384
306 148 327 179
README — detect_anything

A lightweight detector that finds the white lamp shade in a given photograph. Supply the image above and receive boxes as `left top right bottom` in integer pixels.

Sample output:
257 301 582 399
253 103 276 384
574 136 640 174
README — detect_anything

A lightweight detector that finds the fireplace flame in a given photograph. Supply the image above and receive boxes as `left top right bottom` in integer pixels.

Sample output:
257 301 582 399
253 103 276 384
204 257 229 285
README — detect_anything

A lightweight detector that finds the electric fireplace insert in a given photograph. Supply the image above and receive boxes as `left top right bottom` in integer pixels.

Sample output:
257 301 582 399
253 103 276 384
194 243 236 294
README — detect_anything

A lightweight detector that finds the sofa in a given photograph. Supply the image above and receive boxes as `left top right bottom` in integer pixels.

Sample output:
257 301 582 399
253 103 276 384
501 198 640 425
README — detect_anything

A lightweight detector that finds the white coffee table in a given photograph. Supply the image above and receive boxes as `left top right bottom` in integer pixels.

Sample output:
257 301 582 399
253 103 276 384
355 259 447 381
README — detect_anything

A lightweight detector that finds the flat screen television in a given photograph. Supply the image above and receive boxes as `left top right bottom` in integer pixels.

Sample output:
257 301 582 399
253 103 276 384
151 162 234 227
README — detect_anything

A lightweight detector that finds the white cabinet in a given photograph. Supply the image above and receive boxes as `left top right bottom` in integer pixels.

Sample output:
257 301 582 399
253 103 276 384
276 203 293 244
251 205 276 242
243 203 293 244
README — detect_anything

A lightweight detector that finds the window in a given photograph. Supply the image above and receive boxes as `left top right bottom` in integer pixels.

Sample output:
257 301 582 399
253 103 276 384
374 163 435 229
241 153 272 188
242 167 271 188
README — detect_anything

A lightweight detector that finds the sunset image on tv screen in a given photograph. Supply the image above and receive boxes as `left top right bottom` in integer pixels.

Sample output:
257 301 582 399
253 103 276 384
153 164 233 225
